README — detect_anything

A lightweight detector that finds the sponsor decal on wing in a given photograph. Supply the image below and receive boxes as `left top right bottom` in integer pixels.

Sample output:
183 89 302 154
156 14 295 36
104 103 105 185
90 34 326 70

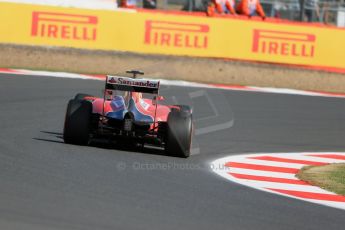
107 76 159 89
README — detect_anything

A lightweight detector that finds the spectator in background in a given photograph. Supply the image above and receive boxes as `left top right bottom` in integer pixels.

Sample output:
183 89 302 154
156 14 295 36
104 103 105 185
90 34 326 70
215 0 237 14
305 0 320 22
143 0 157 9
207 0 236 16
322 1 330 24
120 0 137 8
273 2 286 19
236 0 266 20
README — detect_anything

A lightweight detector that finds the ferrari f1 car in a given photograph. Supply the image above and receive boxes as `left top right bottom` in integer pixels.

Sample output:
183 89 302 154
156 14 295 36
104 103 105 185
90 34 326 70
63 70 193 158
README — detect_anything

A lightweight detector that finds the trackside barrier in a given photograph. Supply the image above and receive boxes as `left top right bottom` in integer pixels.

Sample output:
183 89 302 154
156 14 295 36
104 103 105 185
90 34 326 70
0 2 345 73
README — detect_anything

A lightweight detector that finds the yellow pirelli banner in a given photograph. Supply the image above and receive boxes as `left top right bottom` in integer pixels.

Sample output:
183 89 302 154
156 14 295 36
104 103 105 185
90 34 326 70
1 2 345 72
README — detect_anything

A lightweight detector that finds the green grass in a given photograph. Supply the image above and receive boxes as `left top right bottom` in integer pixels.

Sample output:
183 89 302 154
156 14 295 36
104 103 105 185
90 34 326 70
329 166 345 194
297 163 345 196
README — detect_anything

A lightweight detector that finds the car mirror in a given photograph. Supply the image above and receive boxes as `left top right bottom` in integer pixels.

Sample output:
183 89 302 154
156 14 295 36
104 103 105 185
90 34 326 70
153 96 164 106
154 96 165 101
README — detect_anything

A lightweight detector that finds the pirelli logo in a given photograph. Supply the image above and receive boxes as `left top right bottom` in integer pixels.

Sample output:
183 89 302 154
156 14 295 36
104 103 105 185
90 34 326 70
145 20 209 49
31 12 98 41
252 30 316 58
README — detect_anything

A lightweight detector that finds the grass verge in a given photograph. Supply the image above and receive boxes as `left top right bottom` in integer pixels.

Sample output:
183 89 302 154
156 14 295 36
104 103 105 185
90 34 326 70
297 163 345 196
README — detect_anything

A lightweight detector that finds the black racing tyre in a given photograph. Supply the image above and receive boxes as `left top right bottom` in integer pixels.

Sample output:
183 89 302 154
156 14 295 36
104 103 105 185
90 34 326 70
63 99 92 145
165 109 193 158
74 93 94 101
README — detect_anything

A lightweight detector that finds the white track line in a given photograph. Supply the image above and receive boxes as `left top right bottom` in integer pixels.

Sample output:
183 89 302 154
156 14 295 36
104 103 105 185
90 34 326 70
224 168 299 179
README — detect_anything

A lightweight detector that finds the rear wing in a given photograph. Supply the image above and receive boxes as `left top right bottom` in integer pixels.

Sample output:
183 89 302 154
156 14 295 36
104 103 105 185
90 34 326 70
106 75 160 94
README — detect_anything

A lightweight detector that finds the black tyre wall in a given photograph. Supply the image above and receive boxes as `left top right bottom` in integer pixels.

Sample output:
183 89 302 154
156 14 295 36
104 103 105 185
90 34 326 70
166 110 193 158
63 99 92 145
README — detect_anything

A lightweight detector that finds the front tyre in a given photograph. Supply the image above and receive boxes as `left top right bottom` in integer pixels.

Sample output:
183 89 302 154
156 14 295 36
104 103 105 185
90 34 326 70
63 99 92 145
165 109 193 158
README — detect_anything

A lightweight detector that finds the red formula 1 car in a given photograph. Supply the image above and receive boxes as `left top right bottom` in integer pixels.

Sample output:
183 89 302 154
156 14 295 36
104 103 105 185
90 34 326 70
63 70 193 157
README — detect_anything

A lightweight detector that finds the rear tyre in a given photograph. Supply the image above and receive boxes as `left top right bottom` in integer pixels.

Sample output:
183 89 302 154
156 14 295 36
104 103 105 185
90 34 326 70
74 93 94 101
165 109 193 158
63 99 92 145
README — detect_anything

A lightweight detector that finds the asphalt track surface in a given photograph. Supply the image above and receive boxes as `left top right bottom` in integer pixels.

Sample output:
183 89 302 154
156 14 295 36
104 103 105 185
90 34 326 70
1 73 345 230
